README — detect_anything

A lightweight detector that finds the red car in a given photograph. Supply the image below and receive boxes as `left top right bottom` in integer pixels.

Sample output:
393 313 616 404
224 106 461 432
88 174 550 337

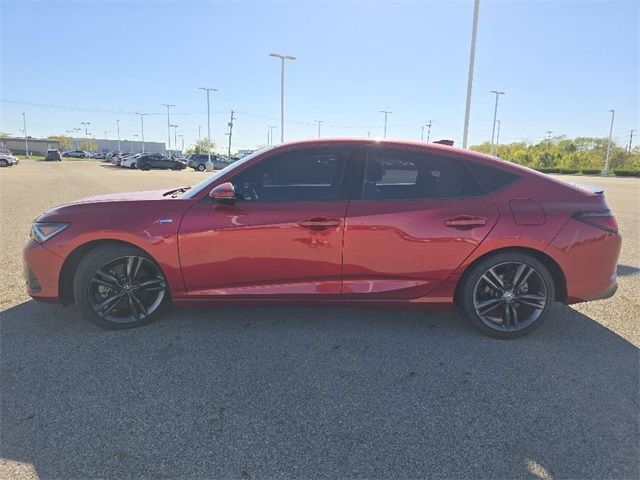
23 139 621 338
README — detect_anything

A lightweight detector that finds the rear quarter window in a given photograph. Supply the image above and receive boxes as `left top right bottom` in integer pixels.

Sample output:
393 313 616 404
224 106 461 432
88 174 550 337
466 161 520 193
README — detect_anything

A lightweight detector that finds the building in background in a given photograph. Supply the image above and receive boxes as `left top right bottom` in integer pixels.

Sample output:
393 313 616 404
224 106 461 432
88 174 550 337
71 138 168 154
0 137 59 155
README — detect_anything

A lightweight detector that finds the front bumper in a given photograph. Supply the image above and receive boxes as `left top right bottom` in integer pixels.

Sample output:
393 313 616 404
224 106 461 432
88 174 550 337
23 239 64 302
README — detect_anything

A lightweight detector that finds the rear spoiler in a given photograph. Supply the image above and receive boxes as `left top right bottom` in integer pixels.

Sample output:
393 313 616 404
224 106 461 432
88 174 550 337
570 183 604 195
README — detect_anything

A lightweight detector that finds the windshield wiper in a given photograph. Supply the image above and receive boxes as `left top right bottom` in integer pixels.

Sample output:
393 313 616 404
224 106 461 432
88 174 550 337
163 186 191 197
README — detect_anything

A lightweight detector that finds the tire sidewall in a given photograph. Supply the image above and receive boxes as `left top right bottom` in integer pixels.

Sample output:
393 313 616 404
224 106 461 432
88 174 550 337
459 252 556 339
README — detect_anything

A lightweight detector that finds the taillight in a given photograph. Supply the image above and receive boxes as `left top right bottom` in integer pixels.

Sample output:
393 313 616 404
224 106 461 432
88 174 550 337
572 211 618 233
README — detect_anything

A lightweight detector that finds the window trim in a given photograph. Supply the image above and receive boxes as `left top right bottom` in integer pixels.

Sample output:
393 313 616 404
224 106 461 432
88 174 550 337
350 146 485 202
226 146 353 204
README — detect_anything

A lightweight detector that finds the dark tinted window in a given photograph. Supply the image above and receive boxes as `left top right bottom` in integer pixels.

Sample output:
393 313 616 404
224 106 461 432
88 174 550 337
360 149 466 200
466 161 520 193
231 148 348 202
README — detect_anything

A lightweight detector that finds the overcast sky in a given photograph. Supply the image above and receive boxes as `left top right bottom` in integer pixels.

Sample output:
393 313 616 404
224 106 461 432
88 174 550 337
1 0 638 152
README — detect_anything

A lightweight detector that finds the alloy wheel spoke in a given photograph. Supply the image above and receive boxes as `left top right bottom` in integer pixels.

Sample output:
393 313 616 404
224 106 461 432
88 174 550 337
90 276 120 290
503 302 511 329
126 256 144 283
96 292 124 314
127 295 142 320
515 265 534 290
475 297 504 316
516 294 546 309
482 268 504 292
137 277 166 289
95 268 122 287
511 303 519 329
130 293 148 317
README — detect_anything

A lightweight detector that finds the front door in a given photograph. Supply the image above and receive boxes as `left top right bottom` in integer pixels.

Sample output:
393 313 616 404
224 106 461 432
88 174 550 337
342 147 499 299
178 147 352 298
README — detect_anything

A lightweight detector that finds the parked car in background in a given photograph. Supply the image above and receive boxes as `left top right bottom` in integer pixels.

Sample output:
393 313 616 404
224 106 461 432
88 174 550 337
0 148 14 157
62 150 88 158
0 153 18 167
121 154 142 168
137 154 186 171
45 149 63 161
187 153 231 171
24 139 621 336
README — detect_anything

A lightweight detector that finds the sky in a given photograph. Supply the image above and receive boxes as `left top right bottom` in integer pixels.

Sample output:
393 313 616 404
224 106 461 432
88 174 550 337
1 0 638 153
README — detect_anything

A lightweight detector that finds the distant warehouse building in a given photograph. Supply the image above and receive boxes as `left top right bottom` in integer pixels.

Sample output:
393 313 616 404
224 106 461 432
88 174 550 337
1 136 60 156
81 138 168 155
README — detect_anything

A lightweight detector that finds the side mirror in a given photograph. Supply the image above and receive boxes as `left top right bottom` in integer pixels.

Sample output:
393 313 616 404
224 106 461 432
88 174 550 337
208 182 236 205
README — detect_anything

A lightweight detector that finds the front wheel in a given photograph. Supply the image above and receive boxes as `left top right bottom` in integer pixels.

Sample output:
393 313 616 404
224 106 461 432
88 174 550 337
459 252 555 339
197 164 206 172
0 159 8 167
73 244 169 329
131 162 137 169
139 163 151 171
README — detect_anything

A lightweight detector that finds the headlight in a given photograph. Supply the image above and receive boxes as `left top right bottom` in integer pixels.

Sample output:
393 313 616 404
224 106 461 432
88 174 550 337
31 222 69 244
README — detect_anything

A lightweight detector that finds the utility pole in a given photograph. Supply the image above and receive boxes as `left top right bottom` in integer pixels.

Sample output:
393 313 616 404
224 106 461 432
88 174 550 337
489 90 505 156
116 119 121 152
421 126 425 141
170 125 178 156
269 53 296 143
161 104 175 157
81 121 90 151
603 109 615 175
462 0 480 149
135 113 147 153
315 120 323 138
74 128 81 149
545 130 553 144
366 130 371 138
22 113 29 157
197 87 217 171
198 125 202 142
628 129 635 154
268 125 276 146
425 120 433 142
380 110 391 138
227 110 235 159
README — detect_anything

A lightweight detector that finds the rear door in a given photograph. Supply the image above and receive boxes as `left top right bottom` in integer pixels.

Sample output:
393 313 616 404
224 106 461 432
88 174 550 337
342 147 499 299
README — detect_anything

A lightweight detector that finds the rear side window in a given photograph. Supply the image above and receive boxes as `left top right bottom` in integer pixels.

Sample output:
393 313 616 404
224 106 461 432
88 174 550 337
360 149 469 200
466 161 520 193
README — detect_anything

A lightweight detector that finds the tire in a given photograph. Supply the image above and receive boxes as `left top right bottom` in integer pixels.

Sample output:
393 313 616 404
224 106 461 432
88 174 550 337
131 162 137 169
0 159 8 167
73 243 169 330
458 251 555 339
197 164 206 172
140 163 151 171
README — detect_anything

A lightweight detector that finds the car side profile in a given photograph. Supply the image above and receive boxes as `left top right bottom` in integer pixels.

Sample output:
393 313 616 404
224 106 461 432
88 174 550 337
63 150 88 158
137 154 186 171
23 139 621 338
187 153 231 171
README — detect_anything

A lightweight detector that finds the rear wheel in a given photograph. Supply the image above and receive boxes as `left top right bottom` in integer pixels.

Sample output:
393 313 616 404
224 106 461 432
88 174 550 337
73 244 169 329
197 163 206 172
459 252 555 339
140 163 151 171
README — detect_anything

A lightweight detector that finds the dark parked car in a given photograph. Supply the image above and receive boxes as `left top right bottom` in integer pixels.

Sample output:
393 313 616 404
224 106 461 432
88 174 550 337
24 139 621 337
45 149 62 161
137 154 186 171
62 150 88 158
187 153 231 171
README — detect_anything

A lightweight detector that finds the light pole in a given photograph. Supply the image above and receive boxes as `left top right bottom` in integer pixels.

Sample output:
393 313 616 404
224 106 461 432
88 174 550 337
268 125 276 146
116 119 121 152
603 109 615 175
315 120 323 138
425 120 433 142
198 125 202 142
462 0 480 149
495 120 501 152
81 121 91 151
489 90 505 156
135 113 147 153
380 111 391 138
198 87 217 171
133 134 139 153
269 53 296 143
74 128 81 149
161 104 175 156
170 125 178 156
179 134 184 154
21 113 29 157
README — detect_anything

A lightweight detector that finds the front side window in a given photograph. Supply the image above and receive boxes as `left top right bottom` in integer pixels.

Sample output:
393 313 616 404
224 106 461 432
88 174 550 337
230 148 348 202
361 149 466 200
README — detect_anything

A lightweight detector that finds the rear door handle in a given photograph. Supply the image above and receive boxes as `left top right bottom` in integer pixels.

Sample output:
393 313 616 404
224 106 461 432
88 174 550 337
298 217 341 230
444 215 487 229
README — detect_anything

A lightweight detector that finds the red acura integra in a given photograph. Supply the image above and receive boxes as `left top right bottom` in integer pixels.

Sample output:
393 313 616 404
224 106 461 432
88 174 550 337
24 139 621 338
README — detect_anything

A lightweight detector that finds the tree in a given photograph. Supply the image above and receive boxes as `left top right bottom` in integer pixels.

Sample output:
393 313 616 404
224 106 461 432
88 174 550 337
48 135 72 151
185 138 216 156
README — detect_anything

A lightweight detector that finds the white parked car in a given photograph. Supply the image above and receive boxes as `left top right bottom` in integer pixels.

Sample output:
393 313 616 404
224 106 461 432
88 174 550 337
0 153 19 167
121 154 142 168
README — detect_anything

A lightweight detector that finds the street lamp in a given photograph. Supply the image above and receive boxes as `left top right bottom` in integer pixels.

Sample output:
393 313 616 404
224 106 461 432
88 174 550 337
179 134 184 154
161 104 175 156
74 128 81 149
269 53 296 143
604 109 615 175
315 120 323 138
133 134 139 153
135 113 147 153
268 125 276 146
489 90 505 156
170 125 178 157
22 113 29 157
116 119 121 152
495 120 502 152
380 111 392 138
462 0 481 149
81 121 91 151
198 87 217 171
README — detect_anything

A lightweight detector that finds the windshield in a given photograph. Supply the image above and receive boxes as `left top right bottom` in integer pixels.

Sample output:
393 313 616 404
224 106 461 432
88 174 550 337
180 146 276 199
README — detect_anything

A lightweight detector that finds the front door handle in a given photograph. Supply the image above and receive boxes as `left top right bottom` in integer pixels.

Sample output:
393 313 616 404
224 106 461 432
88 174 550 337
444 215 487 229
298 217 341 230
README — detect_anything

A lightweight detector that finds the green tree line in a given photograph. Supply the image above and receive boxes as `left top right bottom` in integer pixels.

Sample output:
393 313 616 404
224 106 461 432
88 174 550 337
471 136 639 172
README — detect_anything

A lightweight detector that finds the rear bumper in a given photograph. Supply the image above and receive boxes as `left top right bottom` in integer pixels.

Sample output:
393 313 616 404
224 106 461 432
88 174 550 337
23 239 64 303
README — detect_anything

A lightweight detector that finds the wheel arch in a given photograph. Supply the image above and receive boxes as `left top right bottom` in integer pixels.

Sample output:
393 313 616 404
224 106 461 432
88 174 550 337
453 246 567 305
58 239 167 305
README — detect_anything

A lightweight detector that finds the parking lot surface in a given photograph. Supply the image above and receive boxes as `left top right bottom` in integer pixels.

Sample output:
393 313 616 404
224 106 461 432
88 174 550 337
1 159 638 479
